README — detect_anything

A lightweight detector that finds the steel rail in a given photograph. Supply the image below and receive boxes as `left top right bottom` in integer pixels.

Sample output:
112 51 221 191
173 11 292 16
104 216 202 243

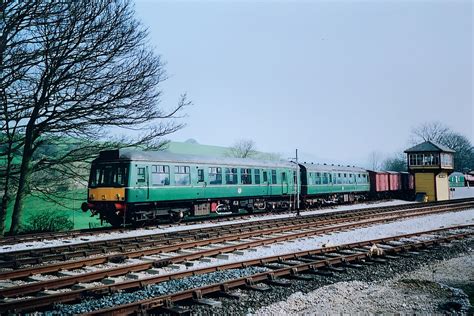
83 227 473 316
2 197 471 247
1 225 471 314
2 198 473 258
2 200 473 268
0 202 470 281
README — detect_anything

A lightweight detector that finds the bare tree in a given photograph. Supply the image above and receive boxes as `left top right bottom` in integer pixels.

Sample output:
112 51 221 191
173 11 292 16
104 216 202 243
1 0 188 234
368 151 382 170
226 139 257 158
410 121 450 144
410 122 474 172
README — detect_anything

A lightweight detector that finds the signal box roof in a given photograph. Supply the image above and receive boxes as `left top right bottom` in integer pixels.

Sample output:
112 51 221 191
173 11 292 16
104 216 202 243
404 141 455 153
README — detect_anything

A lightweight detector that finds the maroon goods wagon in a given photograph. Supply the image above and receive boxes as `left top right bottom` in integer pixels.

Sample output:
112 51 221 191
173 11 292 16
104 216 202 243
400 172 414 191
368 171 390 193
387 171 402 191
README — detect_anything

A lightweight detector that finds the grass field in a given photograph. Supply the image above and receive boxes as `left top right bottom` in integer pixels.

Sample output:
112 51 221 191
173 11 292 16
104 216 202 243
4 187 106 231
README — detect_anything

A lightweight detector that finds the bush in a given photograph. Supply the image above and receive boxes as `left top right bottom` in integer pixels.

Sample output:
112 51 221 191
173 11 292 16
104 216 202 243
24 210 74 233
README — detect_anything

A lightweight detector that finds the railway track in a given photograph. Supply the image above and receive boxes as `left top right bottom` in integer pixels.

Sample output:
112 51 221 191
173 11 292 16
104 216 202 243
1 197 472 247
0 200 472 270
1 225 471 314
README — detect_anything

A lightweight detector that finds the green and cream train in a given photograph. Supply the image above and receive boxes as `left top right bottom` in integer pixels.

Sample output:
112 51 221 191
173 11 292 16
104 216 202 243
81 150 376 226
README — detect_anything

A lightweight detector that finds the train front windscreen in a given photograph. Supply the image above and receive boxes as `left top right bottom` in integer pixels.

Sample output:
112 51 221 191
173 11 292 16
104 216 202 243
89 163 129 188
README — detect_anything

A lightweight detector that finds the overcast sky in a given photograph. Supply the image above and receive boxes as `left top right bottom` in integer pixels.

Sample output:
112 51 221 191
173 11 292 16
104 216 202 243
134 0 472 166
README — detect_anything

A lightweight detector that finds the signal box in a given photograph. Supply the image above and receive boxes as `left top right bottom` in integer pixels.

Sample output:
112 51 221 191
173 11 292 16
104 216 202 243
404 141 455 202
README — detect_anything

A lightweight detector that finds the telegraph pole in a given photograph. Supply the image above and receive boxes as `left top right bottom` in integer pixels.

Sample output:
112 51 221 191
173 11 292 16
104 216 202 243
295 149 300 215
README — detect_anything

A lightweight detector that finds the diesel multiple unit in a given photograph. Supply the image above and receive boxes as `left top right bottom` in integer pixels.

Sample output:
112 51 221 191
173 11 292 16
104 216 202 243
82 150 414 226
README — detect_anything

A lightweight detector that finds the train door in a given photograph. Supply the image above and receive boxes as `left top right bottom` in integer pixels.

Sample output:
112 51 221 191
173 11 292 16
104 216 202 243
281 171 289 194
263 170 270 196
197 167 206 199
135 164 149 200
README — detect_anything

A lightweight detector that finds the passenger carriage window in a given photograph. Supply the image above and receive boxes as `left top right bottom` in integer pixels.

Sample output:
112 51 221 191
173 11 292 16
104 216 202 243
225 168 238 184
315 172 321 185
151 165 170 186
174 166 190 186
271 170 277 184
241 168 252 185
329 174 332 183
137 167 146 183
281 172 287 182
209 167 222 185
197 169 204 183
254 169 260 184
263 171 268 183
322 173 328 184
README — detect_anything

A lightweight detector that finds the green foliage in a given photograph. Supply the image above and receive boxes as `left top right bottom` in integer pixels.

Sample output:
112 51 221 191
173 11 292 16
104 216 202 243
23 210 74 233
383 155 407 172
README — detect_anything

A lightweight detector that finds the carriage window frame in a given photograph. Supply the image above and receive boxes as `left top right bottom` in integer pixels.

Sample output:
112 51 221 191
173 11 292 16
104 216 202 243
241 168 252 185
271 170 277 184
225 167 238 185
208 167 222 185
174 166 191 186
151 165 170 186
254 169 261 184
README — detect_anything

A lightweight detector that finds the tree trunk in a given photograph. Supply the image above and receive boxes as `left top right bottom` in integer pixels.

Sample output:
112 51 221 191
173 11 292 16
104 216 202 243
0 151 13 235
9 130 34 235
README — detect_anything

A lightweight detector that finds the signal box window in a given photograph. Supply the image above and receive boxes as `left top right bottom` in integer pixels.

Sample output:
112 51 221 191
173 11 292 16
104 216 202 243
137 167 146 183
209 167 222 185
225 168 238 184
151 165 170 186
271 170 277 184
241 168 252 184
254 169 260 184
175 166 190 186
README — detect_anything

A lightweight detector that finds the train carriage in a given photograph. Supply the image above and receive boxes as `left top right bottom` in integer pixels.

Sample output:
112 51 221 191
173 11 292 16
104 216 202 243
299 163 370 205
82 150 297 226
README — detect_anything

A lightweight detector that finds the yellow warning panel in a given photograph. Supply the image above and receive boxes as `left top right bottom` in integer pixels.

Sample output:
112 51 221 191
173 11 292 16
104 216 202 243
415 173 436 202
88 187 125 201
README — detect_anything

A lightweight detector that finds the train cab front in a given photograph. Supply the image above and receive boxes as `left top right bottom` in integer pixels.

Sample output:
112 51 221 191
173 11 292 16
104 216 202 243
81 161 129 226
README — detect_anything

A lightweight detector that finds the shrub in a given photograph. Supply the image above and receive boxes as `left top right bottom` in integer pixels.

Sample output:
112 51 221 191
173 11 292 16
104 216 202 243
24 210 74 233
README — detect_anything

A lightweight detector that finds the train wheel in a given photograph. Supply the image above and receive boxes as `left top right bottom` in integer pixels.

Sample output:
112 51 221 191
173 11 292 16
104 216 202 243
169 211 184 223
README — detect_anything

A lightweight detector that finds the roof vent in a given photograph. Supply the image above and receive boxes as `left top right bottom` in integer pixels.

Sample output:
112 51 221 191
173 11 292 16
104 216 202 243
324 163 327 165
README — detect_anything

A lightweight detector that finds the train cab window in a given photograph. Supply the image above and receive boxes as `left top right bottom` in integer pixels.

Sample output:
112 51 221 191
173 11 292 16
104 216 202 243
137 167 146 183
209 167 222 185
254 169 261 184
91 164 129 187
271 170 277 184
263 171 268 183
151 165 170 186
175 166 190 186
241 168 252 185
225 168 238 184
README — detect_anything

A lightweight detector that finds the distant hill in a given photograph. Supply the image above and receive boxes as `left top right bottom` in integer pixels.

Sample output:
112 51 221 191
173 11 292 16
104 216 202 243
164 141 282 161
